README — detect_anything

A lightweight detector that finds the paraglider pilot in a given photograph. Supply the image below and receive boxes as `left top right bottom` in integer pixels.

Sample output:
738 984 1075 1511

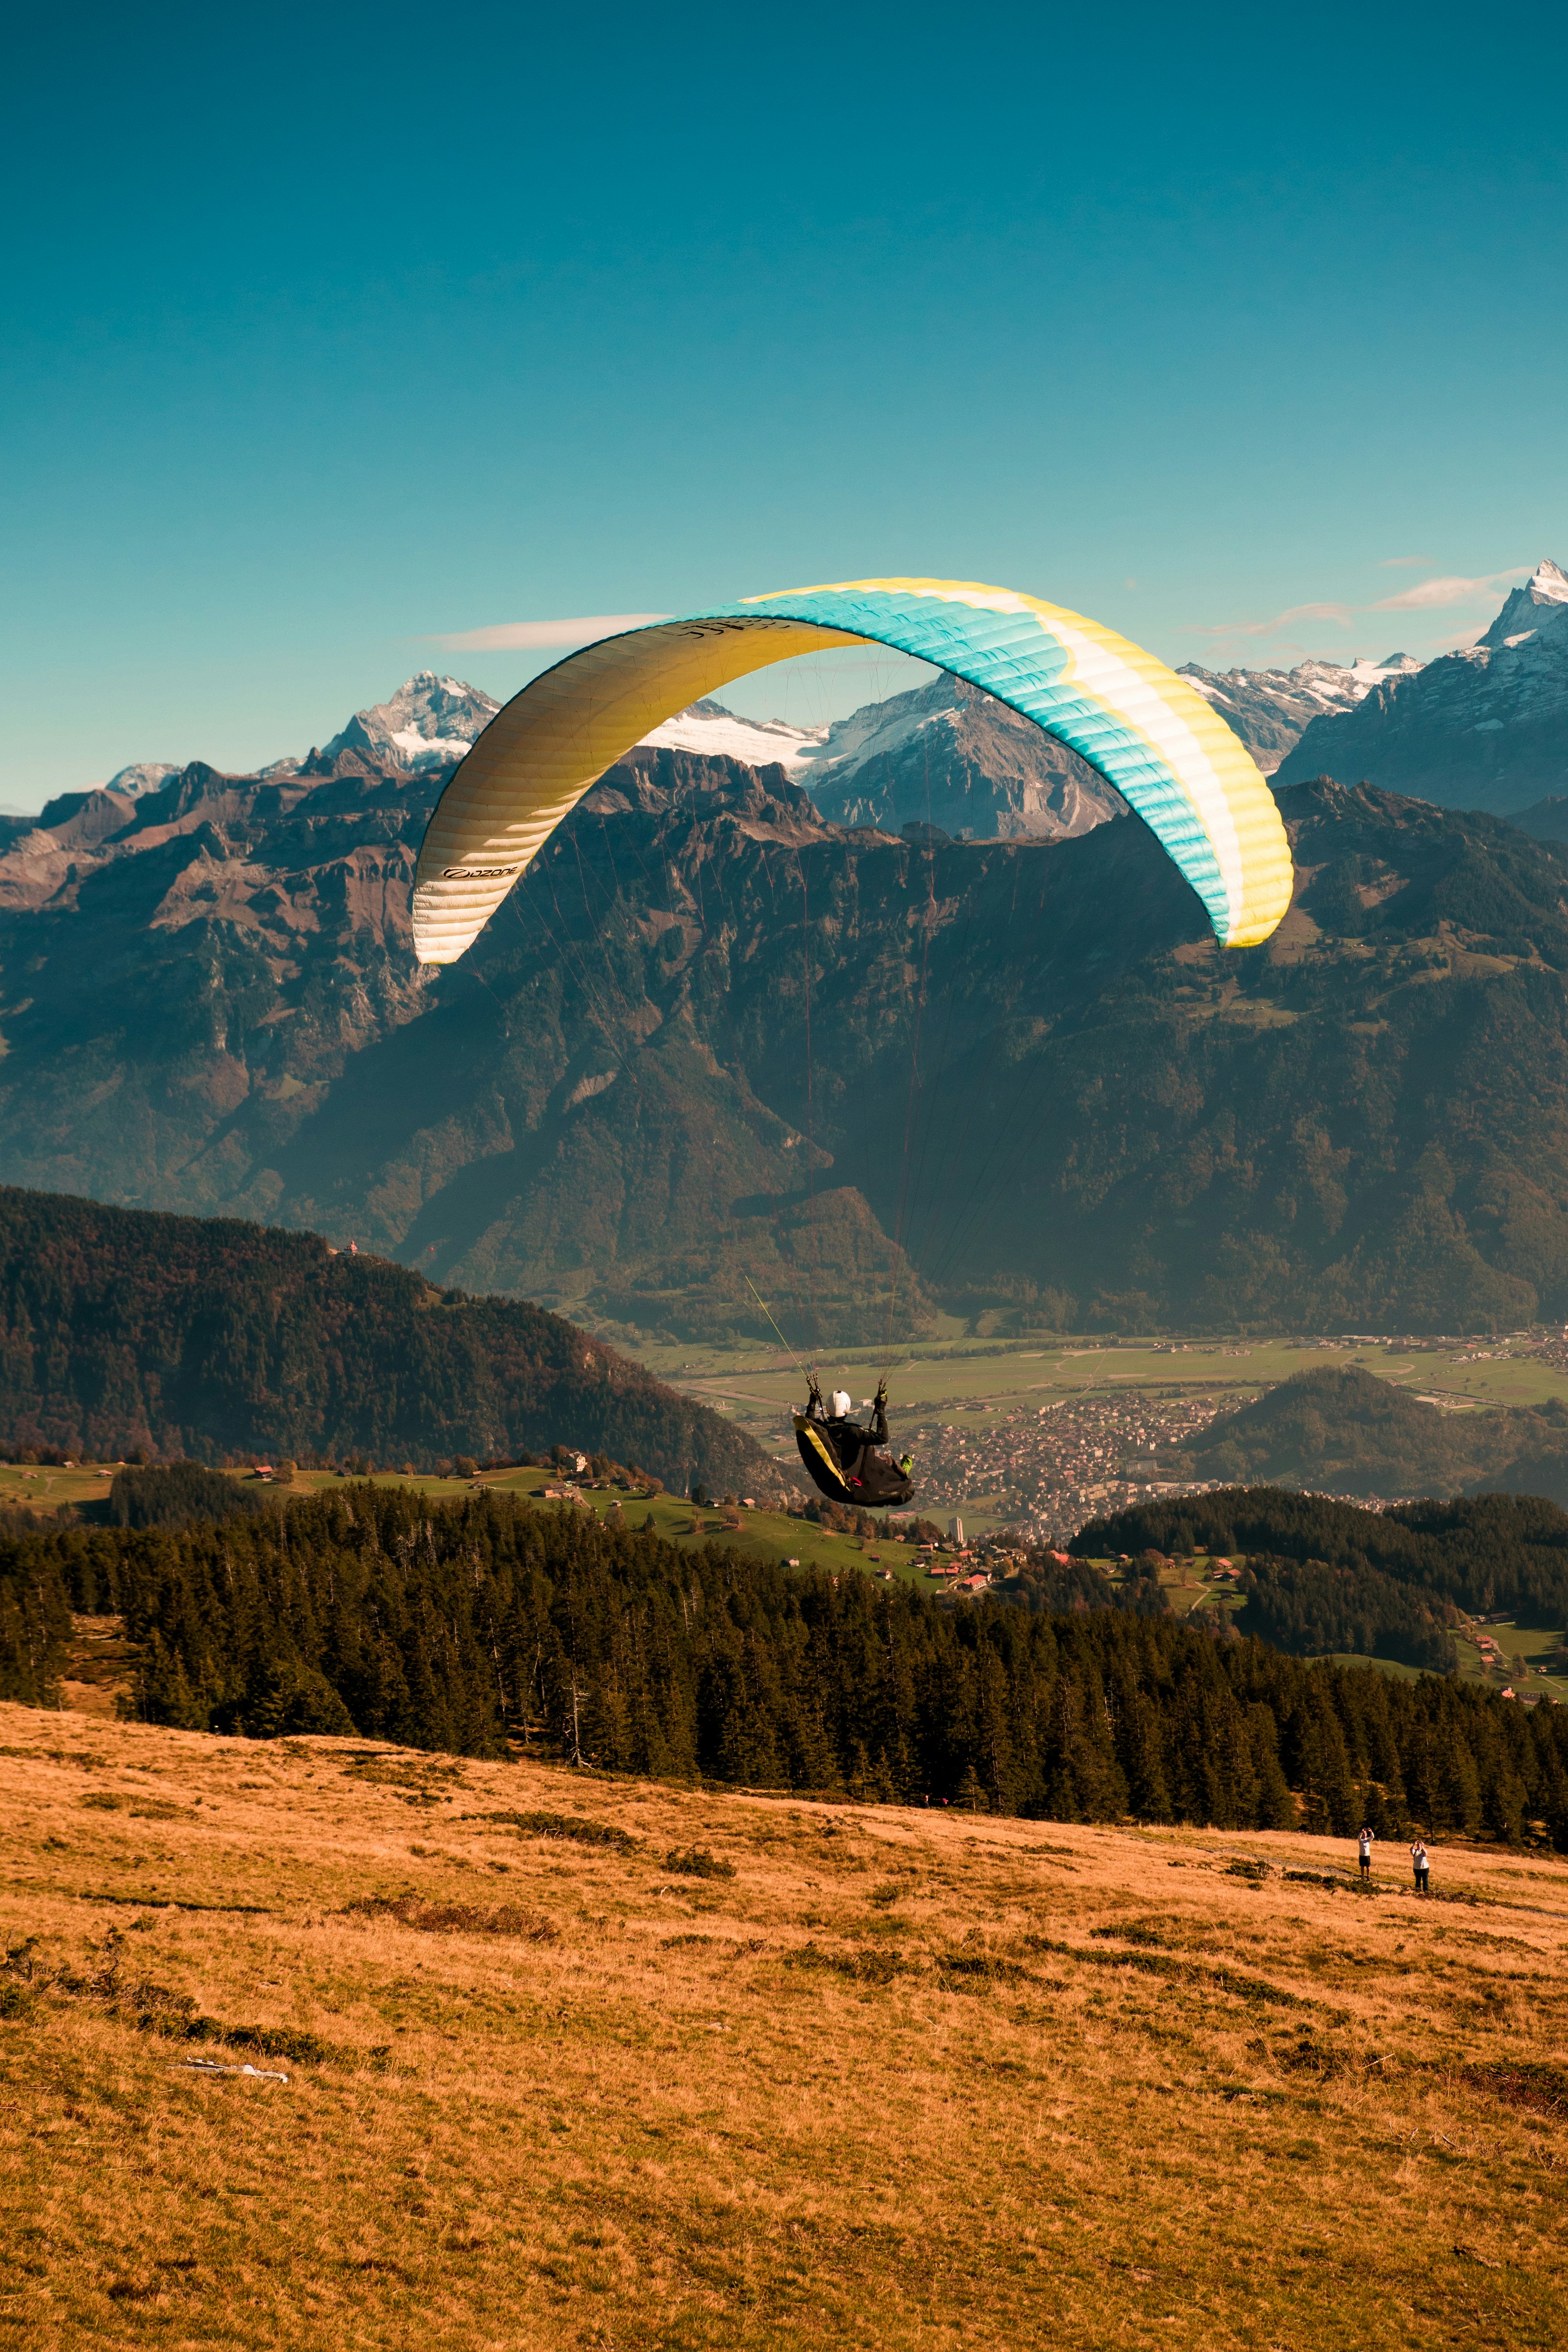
795 1377 914 1509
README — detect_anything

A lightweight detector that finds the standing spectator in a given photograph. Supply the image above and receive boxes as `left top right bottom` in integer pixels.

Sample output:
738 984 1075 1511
1410 1838 1430 1897
1357 1825 1375 1882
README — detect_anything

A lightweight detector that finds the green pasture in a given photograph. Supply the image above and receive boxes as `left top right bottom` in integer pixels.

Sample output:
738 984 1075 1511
1451 1618 1568 1704
0 1460 117 1510
0 1458 1003 1595
308 1467 993 1593
1105 1549 1247 1621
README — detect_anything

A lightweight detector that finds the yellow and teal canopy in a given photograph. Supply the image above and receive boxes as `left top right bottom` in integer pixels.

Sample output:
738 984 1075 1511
412 577 1294 963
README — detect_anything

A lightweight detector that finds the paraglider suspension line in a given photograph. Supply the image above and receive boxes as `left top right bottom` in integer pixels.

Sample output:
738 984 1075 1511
795 852 822 1361
884 864 933 1365
744 1276 811 1387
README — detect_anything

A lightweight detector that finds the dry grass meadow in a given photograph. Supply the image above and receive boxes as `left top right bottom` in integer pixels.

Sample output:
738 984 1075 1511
3 1702 1567 2351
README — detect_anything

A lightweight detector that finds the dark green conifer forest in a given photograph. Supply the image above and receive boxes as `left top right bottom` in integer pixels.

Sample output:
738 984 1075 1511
0 1184 779 1494
4 1487 1564 1845
1076 1487 1568 1669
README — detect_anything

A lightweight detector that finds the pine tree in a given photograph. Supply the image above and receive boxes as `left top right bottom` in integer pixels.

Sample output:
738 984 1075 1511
1440 1736 1483 1837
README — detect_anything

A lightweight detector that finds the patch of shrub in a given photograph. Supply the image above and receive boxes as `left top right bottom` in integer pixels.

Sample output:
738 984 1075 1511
664 1845 735 1880
226 2024 331 2064
352 1895 558 1941
1461 2060 1568 2117
783 1940 910 1986
465 1809 641 1853
936 1949 1030 1986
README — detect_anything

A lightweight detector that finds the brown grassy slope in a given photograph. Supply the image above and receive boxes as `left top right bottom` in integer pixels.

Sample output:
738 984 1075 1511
2 1708 1567 2351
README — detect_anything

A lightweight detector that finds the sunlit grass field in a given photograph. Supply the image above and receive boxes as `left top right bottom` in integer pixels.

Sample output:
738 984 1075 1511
3 1706 1567 2350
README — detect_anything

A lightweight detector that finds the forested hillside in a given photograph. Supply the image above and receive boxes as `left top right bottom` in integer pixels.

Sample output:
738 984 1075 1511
1171 1366 1568 1504
3 1484 1563 1843
0 1185 782 1494
1075 1486 1568 1668
10 733 1568 1334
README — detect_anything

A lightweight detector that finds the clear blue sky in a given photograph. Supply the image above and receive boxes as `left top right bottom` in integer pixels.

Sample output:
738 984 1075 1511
3 0 1565 804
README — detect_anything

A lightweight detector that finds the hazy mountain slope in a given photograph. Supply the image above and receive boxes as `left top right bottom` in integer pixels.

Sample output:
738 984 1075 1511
0 1185 785 1491
1503 794 1568 845
1167 1365 1568 1503
11 715 1568 1337
0 756 437 1209
1275 561 1568 812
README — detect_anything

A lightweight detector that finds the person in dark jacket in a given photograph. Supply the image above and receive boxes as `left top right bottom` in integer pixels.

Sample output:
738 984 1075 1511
797 1378 913 1507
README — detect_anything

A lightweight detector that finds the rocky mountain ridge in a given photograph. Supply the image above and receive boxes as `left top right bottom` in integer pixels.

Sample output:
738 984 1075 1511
8 712 1568 1337
317 671 501 774
44 561 1568 838
76 671 504 807
79 665 1128 848
1178 652 1420 774
643 675 1126 840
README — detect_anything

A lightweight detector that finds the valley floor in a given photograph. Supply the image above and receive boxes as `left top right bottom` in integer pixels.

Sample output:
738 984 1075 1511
645 1330 1568 1544
3 1708 1566 2350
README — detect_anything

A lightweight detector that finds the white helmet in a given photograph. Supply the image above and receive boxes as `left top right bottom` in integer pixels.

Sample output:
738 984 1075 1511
831 1389 852 1419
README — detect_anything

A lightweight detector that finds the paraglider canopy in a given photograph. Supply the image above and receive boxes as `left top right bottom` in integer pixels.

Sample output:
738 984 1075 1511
411 577 1294 963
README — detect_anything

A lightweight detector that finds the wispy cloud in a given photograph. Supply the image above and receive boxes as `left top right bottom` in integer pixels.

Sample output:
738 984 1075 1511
1426 624 1490 651
436 613 670 652
1190 600 1353 642
1371 569 1525 612
1191 561 1528 652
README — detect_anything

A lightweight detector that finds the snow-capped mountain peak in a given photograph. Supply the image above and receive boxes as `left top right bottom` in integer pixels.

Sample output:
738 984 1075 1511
320 670 501 771
631 678 1124 843
1479 558 1568 650
638 697 825 769
105 760 182 798
73 671 501 807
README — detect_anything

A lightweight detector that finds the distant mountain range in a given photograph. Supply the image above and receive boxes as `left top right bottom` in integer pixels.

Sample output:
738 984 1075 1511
84 667 1124 847
45 559 1567 840
1275 559 1568 811
649 676 1124 842
96 671 503 800
3 561 1567 1345
8 706 1568 1337
1176 653 1421 774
